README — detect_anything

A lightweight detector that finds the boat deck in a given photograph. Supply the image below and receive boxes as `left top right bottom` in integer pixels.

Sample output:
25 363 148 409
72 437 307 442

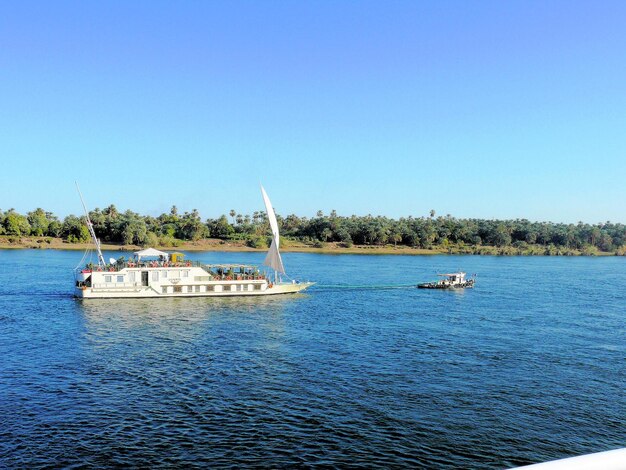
81 261 266 280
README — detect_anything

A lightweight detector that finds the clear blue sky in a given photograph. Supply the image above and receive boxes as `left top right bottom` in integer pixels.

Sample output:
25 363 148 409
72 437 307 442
1 1 625 223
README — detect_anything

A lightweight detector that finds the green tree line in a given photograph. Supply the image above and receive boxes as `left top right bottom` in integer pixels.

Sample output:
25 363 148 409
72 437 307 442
1 206 625 254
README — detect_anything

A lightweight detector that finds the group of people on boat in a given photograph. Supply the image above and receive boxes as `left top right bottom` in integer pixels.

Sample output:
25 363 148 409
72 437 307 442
126 260 192 268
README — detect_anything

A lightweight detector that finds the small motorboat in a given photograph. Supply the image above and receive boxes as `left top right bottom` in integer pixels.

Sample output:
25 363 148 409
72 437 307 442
417 272 476 289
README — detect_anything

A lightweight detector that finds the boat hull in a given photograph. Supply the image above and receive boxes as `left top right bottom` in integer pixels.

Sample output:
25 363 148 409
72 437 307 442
74 283 313 299
417 280 475 289
75 281 314 299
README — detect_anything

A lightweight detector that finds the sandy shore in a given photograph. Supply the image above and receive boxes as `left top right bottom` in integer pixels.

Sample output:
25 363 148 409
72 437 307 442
0 236 618 256
0 236 440 255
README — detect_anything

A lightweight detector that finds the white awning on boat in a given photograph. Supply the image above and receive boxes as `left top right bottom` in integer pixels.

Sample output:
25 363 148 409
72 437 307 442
134 248 169 261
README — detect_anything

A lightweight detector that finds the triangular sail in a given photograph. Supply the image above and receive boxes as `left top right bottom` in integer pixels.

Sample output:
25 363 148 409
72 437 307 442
264 238 285 274
260 185 285 274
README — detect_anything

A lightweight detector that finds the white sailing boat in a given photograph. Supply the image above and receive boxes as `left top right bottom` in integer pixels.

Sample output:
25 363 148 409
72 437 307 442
74 185 314 299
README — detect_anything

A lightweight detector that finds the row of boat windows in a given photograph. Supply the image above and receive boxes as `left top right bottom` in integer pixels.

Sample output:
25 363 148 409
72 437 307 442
162 284 262 294
153 270 188 280
104 271 190 283
101 274 264 291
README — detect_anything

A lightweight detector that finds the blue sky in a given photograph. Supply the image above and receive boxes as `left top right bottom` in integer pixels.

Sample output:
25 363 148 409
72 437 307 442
1 1 625 223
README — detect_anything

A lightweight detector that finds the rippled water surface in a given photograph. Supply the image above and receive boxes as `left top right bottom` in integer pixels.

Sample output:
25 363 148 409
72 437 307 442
1 250 624 468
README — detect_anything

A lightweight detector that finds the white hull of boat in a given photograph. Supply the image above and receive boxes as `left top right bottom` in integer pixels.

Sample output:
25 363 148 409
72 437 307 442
514 447 626 469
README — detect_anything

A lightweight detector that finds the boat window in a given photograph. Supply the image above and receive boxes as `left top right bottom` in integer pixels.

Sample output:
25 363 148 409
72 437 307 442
206 285 214 292
162 286 168 294
129 272 136 282
105 275 112 283
152 271 159 281
173 286 182 293
183 270 189 278
162 270 168 278
117 275 124 283
254 284 262 290
195 285 200 293
187 285 193 293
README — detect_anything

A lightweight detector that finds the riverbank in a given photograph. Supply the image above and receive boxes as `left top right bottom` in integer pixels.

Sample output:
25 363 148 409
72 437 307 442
0 236 621 256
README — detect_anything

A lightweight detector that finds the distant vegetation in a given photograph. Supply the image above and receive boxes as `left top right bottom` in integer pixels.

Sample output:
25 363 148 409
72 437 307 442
1 206 625 255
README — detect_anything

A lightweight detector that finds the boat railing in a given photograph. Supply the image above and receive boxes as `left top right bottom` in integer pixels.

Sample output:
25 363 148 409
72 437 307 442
84 259 210 272
92 282 142 289
206 273 266 281
82 260 267 281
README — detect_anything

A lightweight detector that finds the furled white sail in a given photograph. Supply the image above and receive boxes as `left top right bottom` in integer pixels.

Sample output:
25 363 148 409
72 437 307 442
76 181 106 267
261 185 280 249
261 185 285 274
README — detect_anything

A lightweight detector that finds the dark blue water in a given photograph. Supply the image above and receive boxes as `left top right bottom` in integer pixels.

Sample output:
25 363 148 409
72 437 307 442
0 250 624 468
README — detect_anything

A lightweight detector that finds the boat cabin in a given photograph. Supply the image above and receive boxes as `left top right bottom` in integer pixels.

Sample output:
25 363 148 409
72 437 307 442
441 272 466 284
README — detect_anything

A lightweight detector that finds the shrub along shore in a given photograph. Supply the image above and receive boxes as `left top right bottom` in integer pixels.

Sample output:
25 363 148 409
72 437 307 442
0 236 622 256
0 206 625 256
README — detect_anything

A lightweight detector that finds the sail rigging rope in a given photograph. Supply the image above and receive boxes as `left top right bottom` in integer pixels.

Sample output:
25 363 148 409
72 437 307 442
73 247 93 272
311 283 415 290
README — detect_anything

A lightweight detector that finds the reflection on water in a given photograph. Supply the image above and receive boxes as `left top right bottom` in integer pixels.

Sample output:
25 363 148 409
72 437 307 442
79 295 300 326
78 294 307 348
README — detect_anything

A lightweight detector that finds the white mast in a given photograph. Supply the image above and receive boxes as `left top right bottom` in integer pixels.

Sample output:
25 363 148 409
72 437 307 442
260 185 285 282
75 182 106 267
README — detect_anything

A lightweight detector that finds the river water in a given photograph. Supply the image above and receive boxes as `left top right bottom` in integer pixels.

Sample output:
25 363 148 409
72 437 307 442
0 250 624 468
